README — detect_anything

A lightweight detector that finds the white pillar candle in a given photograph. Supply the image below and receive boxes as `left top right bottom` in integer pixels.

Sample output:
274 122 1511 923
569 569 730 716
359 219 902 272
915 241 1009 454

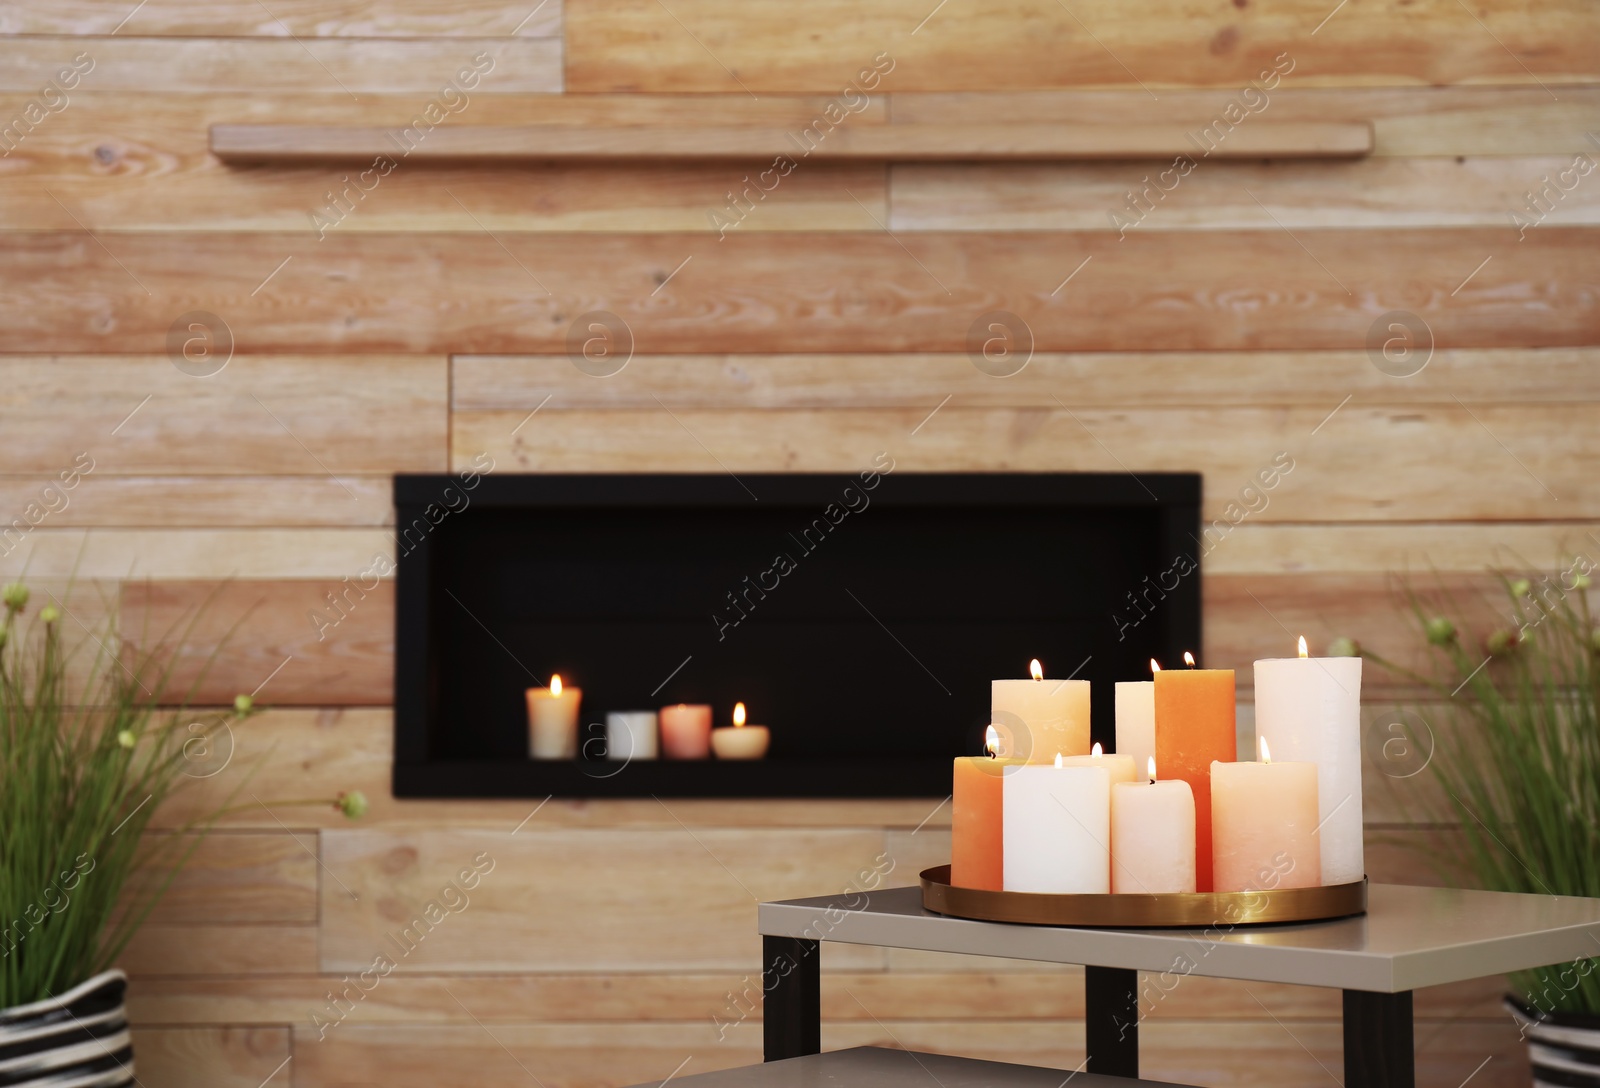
1254 638 1364 885
1114 663 1158 779
1058 743 1138 788
659 703 713 759
527 674 581 759
992 658 1091 763
605 711 659 761
1002 757 1110 894
1210 738 1321 892
710 701 771 759
1111 759 1196 894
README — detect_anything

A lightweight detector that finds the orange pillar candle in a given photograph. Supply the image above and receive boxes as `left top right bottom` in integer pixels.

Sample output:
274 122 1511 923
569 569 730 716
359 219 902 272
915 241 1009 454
951 727 1024 890
1154 655 1236 892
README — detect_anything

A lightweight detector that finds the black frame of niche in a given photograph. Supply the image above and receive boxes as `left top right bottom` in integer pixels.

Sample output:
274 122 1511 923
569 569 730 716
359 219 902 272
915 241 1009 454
392 471 1201 799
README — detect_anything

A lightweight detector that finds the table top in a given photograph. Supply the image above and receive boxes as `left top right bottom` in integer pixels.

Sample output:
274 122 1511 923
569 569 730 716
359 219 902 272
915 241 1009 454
621 1047 1184 1088
758 883 1600 993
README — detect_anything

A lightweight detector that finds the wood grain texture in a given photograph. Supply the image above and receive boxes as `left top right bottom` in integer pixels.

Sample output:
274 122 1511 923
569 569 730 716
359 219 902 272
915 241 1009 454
0 477 395 527
0 356 445 475
455 404 1600 522
0 529 394 578
0 0 561 37
124 1028 291 1088
120 579 393 706
119 923 319 976
891 88 1600 157
563 0 1599 93
318 829 891 972
1 229 1591 354
128 832 318 924
452 348 1600 410
891 157 1600 232
0 37 560 93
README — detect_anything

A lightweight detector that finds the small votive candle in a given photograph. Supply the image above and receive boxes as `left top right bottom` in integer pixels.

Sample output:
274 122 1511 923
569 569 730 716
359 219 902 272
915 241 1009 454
710 701 770 760
605 711 659 761
659 703 713 759
527 674 581 759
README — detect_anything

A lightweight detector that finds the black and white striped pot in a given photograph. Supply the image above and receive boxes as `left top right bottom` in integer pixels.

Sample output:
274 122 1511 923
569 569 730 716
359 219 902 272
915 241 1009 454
0 970 134 1087
1508 996 1600 1087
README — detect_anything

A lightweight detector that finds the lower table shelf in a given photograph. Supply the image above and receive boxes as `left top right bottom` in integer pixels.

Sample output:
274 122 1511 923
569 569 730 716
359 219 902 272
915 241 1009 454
620 1046 1187 1088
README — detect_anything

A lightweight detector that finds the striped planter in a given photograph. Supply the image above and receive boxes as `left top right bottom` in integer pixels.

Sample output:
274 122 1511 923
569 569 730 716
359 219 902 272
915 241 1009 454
0 970 134 1087
1508 997 1600 1088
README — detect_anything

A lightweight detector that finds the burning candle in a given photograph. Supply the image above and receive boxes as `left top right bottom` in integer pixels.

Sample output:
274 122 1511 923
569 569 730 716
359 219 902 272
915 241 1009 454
710 701 770 760
1114 659 1159 782
1002 753 1111 894
527 673 582 759
1154 652 1236 891
1255 636 1364 885
1110 756 1197 894
659 703 713 760
1058 741 1139 787
951 726 1026 891
992 658 1091 763
1211 737 1321 892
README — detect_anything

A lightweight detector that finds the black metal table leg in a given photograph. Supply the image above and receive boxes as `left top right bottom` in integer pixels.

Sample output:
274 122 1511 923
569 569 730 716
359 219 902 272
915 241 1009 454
763 935 821 1061
1085 965 1139 1077
1343 990 1414 1088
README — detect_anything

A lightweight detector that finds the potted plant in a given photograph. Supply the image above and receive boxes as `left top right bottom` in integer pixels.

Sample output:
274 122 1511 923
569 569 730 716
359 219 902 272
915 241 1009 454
1355 567 1600 1085
0 584 364 1085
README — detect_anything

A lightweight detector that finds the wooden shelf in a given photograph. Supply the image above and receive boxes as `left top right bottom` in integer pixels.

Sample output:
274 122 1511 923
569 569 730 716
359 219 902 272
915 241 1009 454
210 121 1373 163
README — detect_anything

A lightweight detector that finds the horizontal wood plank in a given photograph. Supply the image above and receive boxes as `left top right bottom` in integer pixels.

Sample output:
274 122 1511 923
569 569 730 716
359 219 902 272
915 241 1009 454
318 829 891 972
1 229 1590 354
452 349 1600 410
563 0 1598 92
126 1028 291 1088
120 579 393 705
119 923 319 976
891 88 1600 157
0 529 394 579
0 36 560 93
129 832 318 925
0 476 395 527
890 156 1600 232
454 404 1600 522
0 0 561 37
0 356 446 475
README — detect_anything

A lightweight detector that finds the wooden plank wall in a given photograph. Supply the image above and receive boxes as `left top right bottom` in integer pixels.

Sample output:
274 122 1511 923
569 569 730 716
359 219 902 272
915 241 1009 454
1 1 1596 1084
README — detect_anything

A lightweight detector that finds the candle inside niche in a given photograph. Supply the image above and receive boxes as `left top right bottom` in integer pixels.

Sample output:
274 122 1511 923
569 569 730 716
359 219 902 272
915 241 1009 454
1110 756 1196 894
1211 737 1321 893
992 658 1091 763
659 703 713 760
527 673 582 759
711 701 771 760
606 711 658 761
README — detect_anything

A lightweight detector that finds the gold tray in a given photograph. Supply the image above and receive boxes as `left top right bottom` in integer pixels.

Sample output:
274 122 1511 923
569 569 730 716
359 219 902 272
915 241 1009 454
920 865 1367 927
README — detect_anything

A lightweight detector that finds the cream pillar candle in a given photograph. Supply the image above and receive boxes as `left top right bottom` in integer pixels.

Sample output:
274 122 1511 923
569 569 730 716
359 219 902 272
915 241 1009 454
527 674 581 759
1002 756 1110 893
710 701 771 760
1255 637 1364 885
1114 660 1158 780
992 658 1091 762
1111 758 1196 894
1058 743 1138 787
605 711 658 761
1210 738 1321 892
659 703 713 759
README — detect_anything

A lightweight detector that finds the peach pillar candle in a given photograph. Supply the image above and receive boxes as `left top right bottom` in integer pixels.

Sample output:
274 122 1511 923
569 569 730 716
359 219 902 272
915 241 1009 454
952 729 1025 891
1111 758 1196 894
1154 654 1236 892
1255 637 1364 885
992 658 1091 763
710 701 770 759
1211 738 1321 892
1002 756 1111 894
1114 660 1159 781
527 674 582 759
659 703 713 759
1058 743 1138 787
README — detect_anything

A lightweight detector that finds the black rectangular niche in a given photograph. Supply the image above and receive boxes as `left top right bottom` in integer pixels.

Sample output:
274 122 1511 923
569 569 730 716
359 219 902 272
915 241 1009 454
393 472 1201 798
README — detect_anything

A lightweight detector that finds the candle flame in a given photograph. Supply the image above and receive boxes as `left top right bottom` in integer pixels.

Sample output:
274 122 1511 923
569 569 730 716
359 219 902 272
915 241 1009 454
984 724 999 757
1260 736 1272 764
1147 755 1157 781
1298 635 1309 659
1183 651 1196 668
1030 658 1043 681
733 702 746 727
1091 741 1102 757
1054 752 1063 769
1150 658 1161 674
550 674 563 697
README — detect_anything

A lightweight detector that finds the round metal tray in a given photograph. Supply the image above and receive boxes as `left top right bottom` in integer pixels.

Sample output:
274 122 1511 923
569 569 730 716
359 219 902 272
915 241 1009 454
920 864 1367 927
